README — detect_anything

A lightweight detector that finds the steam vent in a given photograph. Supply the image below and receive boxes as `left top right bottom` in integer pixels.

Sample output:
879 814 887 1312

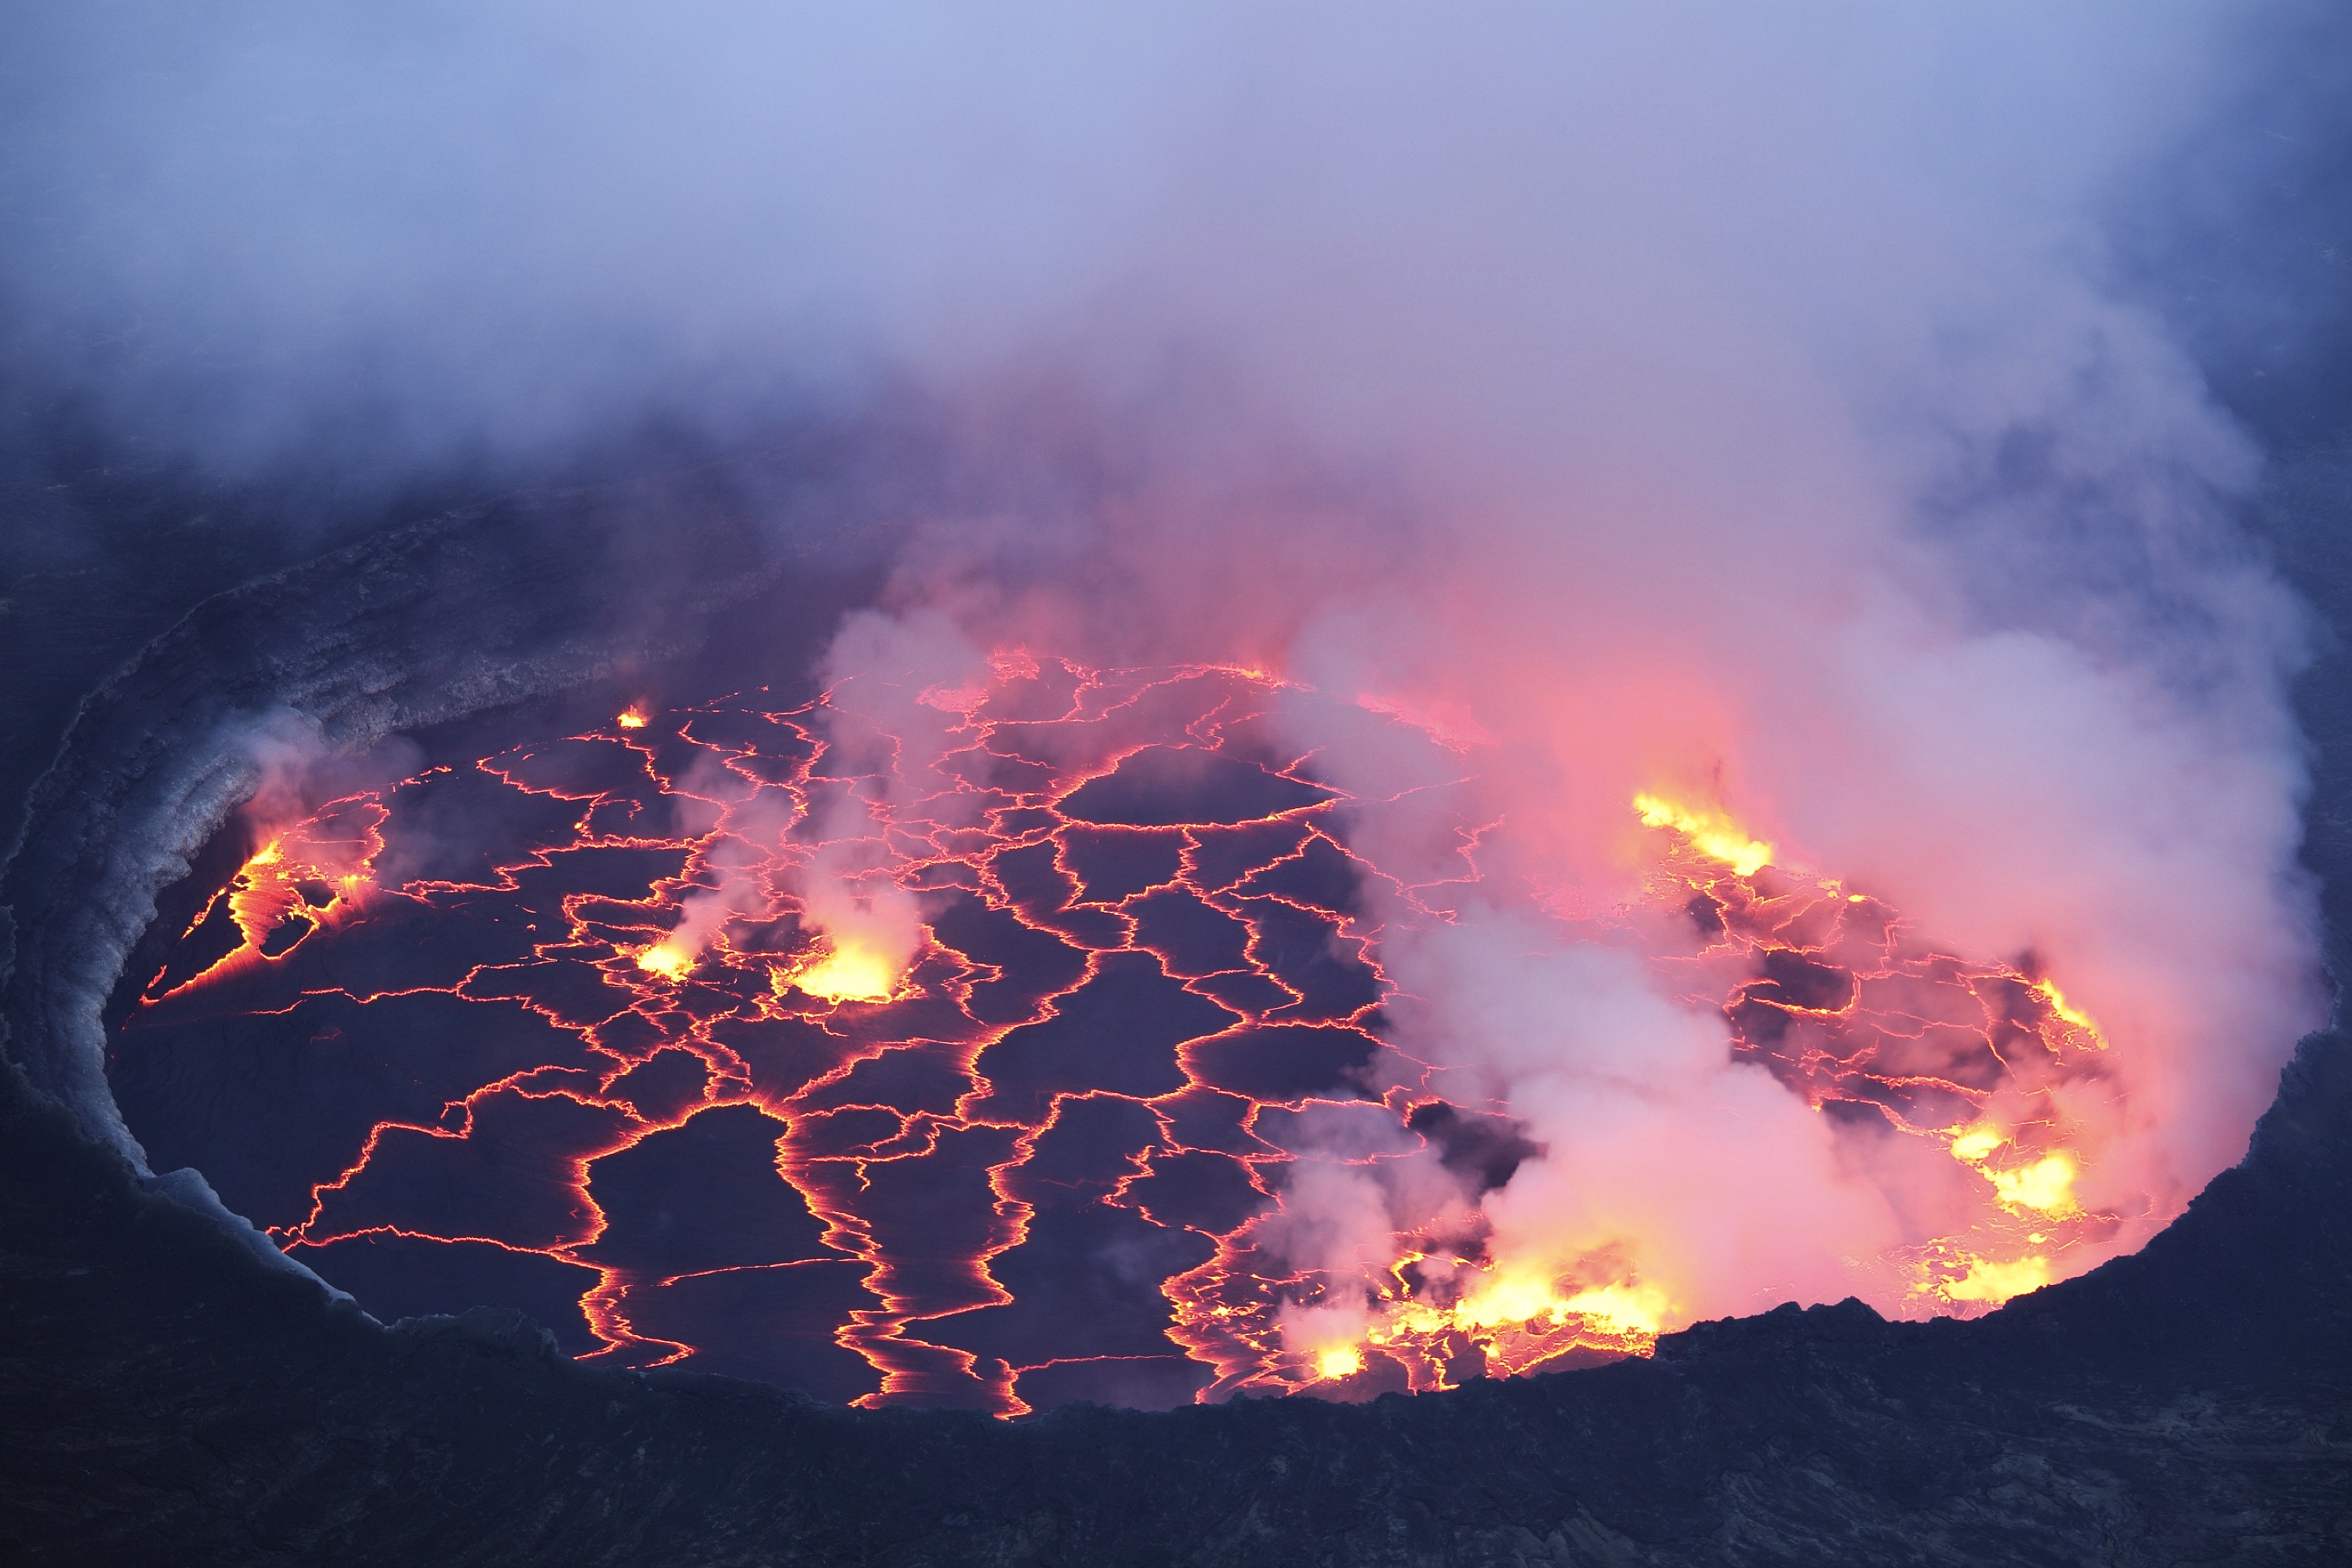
5 7 2351 1566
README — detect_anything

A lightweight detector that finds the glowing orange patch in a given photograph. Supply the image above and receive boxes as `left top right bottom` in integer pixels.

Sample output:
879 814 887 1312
1990 1153 2080 1215
1326 1272 1671 1383
2033 977 2105 1044
778 939 900 1004
1314 1345 1364 1380
635 942 693 979
1940 1254 2051 1303
1632 793 1773 876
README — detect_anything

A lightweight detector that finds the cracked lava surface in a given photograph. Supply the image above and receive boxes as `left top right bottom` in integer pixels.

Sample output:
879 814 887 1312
111 655 2126 1414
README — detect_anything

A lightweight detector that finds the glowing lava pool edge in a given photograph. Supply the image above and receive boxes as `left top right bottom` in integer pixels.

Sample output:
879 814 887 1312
111 655 2132 1414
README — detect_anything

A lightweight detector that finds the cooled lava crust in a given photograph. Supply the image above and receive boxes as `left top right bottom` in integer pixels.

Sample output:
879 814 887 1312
111 654 2128 1414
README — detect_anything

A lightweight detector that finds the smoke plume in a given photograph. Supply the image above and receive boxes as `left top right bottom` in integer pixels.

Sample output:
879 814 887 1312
5 4 2338 1342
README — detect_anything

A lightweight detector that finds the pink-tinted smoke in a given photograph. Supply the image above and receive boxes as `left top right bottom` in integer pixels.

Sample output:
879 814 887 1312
804 8 2325 1345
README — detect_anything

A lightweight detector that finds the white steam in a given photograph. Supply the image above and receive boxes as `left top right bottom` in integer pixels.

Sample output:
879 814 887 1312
5 5 2332 1336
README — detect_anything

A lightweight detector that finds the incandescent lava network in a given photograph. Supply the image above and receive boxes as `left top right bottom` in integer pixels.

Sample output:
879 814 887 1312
110 655 2129 1414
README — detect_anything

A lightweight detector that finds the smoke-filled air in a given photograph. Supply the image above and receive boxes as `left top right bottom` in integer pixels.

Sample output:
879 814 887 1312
12 4 2329 1403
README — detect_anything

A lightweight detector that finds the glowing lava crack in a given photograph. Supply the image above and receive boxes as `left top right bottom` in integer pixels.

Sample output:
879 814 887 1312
111 655 2131 1414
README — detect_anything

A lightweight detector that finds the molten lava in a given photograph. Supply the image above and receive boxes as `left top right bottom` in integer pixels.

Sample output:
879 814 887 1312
1632 792 1774 877
779 940 902 1004
114 658 2145 1414
636 945 694 981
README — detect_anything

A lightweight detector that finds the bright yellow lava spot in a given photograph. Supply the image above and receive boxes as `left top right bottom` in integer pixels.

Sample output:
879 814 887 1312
1388 1273 1671 1339
635 942 693 979
1949 1126 2081 1217
1632 793 1774 877
1315 1345 1364 1380
249 840 285 868
1943 1254 2051 1303
1559 1280 1671 1335
1990 1152 2079 1216
616 708 648 729
2033 977 2103 1042
779 941 900 1004
1948 1125 2004 1163
1450 1272 1563 1329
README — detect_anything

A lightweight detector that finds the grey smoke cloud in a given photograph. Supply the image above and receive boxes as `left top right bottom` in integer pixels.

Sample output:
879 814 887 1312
5 2 2342 1341
0 6 2285 483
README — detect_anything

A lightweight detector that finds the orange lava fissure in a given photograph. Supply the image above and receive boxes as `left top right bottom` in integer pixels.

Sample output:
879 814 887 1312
117 656 2122 1414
